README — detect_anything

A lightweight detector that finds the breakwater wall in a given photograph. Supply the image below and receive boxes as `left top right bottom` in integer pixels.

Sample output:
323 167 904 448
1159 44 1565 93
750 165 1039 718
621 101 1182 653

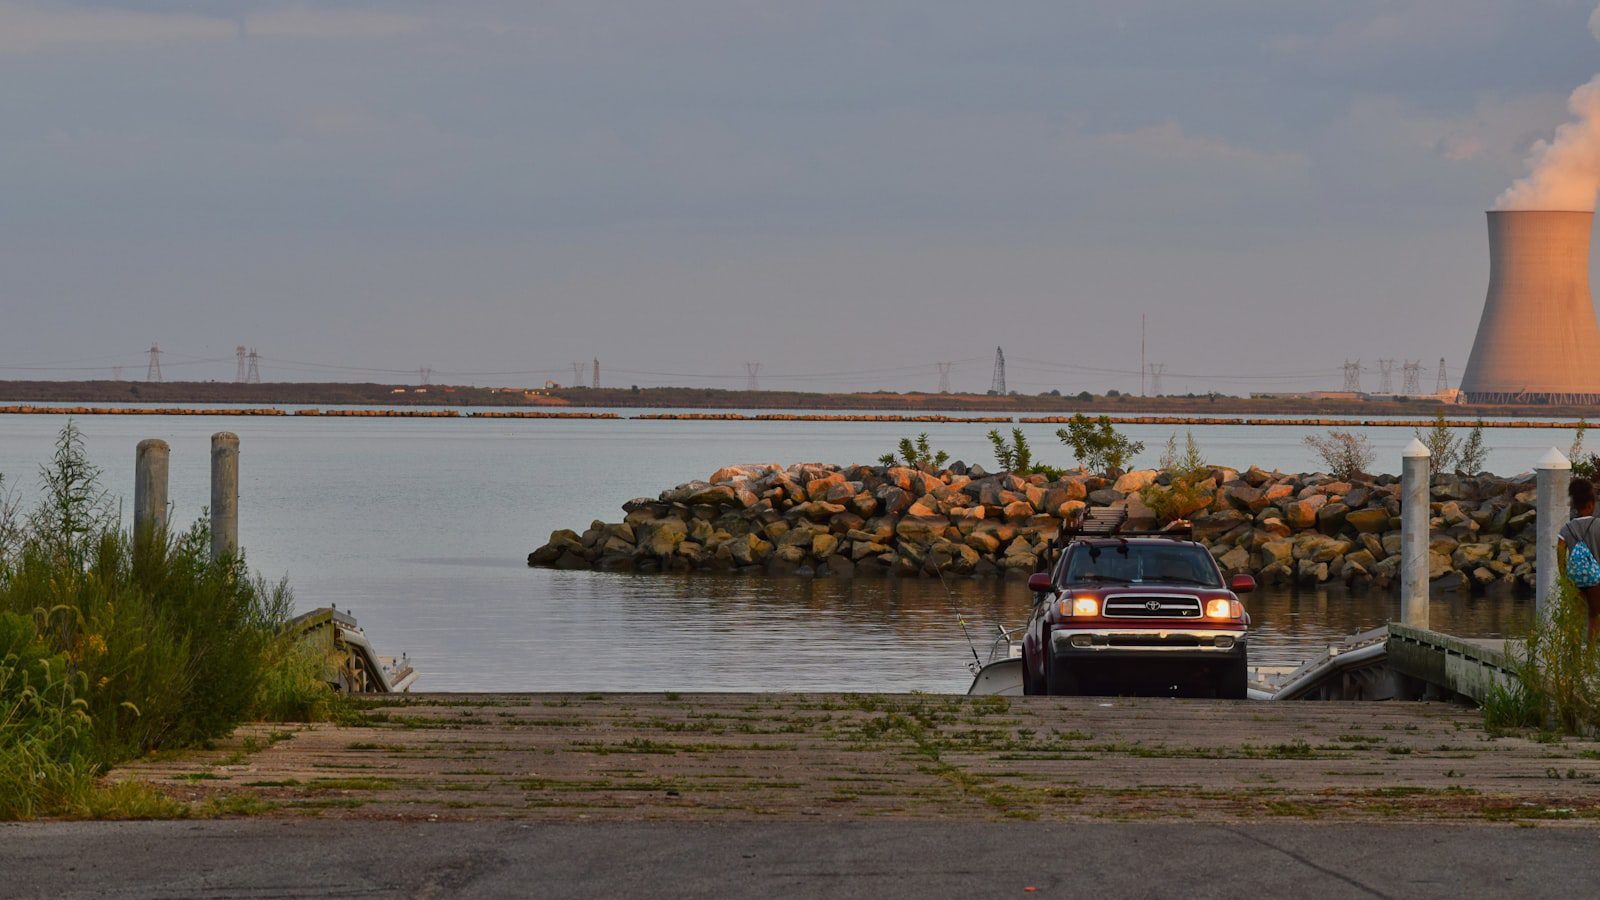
528 462 1541 592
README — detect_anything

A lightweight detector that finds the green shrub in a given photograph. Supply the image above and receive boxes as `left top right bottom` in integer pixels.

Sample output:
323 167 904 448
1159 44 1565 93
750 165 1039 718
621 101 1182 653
0 421 317 819
986 428 1066 479
1055 415 1144 476
1141 432 1212 523
879 433 948 469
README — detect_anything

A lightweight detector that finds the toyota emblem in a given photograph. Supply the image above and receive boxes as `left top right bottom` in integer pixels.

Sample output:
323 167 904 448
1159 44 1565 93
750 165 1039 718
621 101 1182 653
1145 600 1161 611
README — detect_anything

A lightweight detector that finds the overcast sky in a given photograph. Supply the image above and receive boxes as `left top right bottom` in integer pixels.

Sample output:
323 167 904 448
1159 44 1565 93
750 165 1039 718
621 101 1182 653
3 0 1599 395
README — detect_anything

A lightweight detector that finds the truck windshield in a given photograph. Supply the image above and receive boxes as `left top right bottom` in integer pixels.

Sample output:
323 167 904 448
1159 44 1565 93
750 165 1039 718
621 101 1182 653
1062 543 1221 588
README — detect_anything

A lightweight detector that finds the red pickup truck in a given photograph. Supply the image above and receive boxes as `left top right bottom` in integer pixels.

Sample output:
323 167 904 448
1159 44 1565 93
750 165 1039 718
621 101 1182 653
1020 534 1254 699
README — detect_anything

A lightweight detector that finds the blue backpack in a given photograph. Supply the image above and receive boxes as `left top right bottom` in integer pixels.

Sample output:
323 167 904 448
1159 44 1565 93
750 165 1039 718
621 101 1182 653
1570 520 1600 589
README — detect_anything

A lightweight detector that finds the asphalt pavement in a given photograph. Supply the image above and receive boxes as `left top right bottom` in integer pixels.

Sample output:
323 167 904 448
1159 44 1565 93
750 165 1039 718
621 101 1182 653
4 819 1594 898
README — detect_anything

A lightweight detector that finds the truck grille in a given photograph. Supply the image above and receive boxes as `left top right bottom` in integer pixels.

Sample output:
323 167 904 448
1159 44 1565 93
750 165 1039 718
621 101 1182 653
1103 595 1202 618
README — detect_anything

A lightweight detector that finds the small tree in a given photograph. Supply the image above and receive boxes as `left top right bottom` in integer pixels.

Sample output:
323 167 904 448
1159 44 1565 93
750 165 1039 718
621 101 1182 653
1055 414 1144 476
1303 430 1375 480
879 433 949 470
987 428 1065 479
1415 410 1460 472
1457 419 1488 474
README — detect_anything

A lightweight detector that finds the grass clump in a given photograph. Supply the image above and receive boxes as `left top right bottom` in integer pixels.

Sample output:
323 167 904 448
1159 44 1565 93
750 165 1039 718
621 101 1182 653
0 422 329 820
1489 576 1600 735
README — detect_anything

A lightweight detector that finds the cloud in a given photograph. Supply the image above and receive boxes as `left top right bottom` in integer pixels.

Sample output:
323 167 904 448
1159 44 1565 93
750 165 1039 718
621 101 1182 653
1593 3 1600 40
0 2 426 54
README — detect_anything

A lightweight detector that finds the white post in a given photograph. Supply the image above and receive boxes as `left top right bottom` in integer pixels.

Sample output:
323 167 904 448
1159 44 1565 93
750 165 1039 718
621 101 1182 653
1535 447 1572 619
1401 438 1431 629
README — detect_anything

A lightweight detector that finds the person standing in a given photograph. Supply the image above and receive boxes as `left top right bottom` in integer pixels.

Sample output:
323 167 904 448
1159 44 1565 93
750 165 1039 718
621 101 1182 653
1558 478 1600 641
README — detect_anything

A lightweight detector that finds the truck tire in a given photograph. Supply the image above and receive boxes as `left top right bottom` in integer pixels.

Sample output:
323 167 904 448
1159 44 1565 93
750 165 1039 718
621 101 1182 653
1022 649 1039 695
1215 657 1248 700
1046 656 1078 696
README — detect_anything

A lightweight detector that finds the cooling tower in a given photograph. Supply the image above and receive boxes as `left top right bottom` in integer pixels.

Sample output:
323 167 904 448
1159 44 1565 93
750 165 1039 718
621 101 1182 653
1460 210 1600 404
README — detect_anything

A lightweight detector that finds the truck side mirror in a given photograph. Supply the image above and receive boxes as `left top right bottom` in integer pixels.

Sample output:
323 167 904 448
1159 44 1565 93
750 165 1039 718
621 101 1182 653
1027 572 1054 594
1229 574 1256 594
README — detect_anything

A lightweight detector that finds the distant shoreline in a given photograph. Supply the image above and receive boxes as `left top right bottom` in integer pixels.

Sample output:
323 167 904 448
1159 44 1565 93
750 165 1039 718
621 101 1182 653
0 402 1593 429
2 379 1597 419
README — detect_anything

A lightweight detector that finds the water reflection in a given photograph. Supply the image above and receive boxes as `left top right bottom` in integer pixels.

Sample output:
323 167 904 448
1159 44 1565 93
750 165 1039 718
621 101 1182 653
367 568 1536 693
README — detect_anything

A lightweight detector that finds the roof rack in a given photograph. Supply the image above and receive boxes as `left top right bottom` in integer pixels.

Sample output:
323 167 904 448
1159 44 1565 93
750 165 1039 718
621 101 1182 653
1056 507 1195 543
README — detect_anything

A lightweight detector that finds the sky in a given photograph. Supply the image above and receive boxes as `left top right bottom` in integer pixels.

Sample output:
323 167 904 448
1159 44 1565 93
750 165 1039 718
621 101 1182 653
3 0 1600 395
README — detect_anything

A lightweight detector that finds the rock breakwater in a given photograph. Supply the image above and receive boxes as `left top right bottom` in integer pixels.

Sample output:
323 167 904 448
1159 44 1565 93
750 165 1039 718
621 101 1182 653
529 462 1544 592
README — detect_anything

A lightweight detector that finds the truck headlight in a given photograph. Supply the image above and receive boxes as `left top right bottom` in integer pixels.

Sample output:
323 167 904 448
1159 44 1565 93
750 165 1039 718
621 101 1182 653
1205 598 1237 619
1060 596 1099 617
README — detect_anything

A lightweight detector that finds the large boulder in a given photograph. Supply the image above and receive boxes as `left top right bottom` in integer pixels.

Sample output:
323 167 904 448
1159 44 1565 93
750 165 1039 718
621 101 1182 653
1113 470 1159 494
1285 495 1328 530
1316 502 1350 535
642 519 691 556
1345 508 1391 534
896 515 951 546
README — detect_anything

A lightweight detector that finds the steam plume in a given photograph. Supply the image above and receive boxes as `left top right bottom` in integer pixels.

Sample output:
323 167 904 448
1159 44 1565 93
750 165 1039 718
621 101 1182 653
1494 5 1600 211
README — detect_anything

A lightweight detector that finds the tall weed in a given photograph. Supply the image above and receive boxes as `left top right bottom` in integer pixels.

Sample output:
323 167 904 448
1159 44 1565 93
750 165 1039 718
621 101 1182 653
1495 576 1600 735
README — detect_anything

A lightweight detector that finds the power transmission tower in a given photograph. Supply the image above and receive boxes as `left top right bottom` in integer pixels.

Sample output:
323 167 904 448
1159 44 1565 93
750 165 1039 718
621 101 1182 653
990 347 1007 395
111 366 123 381
246 348 261 384
1147 363 1166 396
1343 360 1362 392
419 367 432 385
1377 359 1395 394
1140 314 1146 397
571 362 584 386
1435 357 1448 394
744 362 762 392
592 358 600 390
936 362 953 394
1401 360 1422 395
146 344 163 382
236 346 248 383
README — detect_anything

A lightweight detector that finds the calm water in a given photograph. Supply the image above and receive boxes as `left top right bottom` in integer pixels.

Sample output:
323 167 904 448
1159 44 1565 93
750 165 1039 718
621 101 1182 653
0 408 1548 691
